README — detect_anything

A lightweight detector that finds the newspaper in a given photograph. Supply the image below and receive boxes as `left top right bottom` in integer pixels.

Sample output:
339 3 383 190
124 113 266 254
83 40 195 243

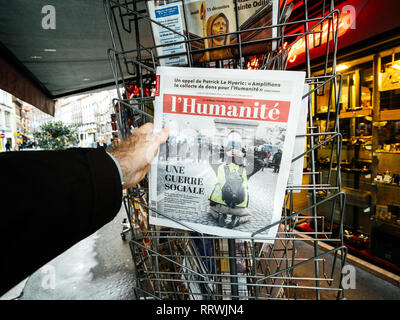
150 66 305 242
148 0 281 64
287 85 309 191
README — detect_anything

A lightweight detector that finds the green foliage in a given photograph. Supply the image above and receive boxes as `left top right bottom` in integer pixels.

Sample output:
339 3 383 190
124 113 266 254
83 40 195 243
33 121 79 150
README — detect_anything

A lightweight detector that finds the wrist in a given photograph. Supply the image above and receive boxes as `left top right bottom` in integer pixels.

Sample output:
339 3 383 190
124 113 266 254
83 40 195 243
106 151 124 186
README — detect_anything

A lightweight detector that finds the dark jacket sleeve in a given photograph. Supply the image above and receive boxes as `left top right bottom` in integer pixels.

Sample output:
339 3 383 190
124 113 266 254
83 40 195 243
0 148 122 296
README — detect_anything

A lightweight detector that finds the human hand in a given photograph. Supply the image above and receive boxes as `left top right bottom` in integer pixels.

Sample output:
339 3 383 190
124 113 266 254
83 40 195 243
110 123 169 189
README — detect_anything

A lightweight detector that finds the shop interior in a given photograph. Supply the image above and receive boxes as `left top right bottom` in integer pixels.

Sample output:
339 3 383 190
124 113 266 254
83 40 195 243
293 46 400 275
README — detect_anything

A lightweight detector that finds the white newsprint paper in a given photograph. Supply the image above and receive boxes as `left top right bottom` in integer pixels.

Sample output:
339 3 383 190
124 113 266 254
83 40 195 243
150 66 305 242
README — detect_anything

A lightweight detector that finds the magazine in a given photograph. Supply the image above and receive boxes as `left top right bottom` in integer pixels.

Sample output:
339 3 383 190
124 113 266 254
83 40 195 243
148 1 188 66
148 0 283 64
149 66 306 242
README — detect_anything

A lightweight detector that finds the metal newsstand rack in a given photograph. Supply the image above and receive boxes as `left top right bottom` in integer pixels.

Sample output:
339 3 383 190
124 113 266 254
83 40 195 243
104 0 348 300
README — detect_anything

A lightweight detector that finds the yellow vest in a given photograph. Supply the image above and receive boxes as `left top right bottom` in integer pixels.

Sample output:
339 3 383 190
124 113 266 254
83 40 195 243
209 163 248 208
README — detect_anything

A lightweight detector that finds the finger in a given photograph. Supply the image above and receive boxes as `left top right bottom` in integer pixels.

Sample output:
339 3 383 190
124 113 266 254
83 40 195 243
137 122 154 135
142 128 169 147
151 128 169 151
142 134 168 164
143 164 151 175
154 128 169 144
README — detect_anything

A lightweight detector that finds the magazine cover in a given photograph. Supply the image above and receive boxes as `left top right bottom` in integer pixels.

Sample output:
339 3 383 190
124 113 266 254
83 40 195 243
150 66 305 241
148 0 282 64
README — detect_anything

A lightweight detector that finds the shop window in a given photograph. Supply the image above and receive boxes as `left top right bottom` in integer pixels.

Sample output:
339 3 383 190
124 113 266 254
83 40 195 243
340 118 351 140
360 63 373 109
4 111 11 129
315 79 340 114
377 120 400 150
355 117 372 137
314 119 335 134
379 53 400 110
380 90 400 111
340 75 351 111
315 70 360 114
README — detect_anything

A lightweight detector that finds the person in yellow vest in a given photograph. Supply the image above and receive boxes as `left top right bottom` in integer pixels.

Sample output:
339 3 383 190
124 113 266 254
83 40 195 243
208 140 264 229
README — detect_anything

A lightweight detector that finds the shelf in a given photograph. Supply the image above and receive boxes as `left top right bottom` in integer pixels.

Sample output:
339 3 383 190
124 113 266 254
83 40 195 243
342 168 371 174
314 109 373 119
372 182 400 188
343 136 372 140
339 108 372 119
374 221 400 237
375 150 400 154
314 112 335 119
379 109 400 121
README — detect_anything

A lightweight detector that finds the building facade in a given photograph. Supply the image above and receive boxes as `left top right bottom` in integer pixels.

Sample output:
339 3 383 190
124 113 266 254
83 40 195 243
0 90 17 151
1 88 118 151
47 89 118 148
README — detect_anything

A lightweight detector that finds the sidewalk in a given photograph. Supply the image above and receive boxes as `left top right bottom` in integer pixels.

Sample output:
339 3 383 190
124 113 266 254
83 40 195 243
293 240 400 300
1 205 136 300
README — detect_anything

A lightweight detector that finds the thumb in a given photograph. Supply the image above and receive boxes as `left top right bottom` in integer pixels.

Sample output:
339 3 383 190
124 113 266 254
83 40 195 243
154 128 170 144
143 128 170 164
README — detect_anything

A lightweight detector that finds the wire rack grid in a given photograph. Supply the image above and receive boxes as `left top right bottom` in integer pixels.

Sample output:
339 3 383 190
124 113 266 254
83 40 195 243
104 0 348 300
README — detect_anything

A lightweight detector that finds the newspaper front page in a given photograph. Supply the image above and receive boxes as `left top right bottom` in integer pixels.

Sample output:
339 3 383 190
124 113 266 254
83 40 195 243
150 66 305 242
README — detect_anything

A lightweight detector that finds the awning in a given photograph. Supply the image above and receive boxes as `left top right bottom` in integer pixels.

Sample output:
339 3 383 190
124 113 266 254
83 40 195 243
0 0 149 116
2 0 400 117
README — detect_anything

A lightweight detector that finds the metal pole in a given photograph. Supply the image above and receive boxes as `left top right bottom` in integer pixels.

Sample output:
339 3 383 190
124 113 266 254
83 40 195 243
228 239 239 300
303 0 321 300
132 0 145 123
215 57 239 299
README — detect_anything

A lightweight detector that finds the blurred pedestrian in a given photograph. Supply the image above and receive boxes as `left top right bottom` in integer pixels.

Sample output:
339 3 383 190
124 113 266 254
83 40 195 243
97 138 107 149
272 149 282 173
258 148 267 171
